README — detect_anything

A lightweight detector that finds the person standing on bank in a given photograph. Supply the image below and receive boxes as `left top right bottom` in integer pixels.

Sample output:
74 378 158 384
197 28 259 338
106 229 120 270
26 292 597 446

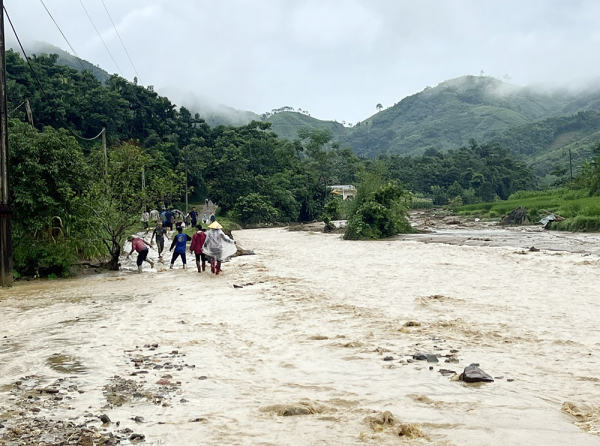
141 210 150 231
202 221 236 275
188 207 199 228
169 226 192 269
150 221 169 260
127 236 154 272
190 224 207 273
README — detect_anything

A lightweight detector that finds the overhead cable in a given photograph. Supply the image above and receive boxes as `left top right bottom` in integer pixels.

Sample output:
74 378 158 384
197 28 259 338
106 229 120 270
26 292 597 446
4 6 105 142
37 0 87 72
99 0 143 85
7 101 25 116
78 0 123 76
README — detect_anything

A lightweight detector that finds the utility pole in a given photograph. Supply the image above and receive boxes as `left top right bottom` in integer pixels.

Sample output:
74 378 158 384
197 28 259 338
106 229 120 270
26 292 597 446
184 163 188 215
102 127 107 175
0 0 12 287
569 148 573 182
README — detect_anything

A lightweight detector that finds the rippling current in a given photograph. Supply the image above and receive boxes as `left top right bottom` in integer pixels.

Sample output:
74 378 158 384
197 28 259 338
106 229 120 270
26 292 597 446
1 227 600 445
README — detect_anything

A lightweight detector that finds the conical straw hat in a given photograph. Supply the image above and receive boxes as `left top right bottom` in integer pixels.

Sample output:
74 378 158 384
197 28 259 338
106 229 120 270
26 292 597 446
208 221 222 229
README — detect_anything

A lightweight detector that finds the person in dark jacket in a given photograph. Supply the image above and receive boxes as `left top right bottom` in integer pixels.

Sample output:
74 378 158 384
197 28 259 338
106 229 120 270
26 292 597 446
190 224 207 272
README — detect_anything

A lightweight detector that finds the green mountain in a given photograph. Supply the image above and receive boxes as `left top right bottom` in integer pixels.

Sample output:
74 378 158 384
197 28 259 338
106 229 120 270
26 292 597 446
338 75 588 158
266 111 346 141
487 110 600 179
14 41 600 179
20 41 111 84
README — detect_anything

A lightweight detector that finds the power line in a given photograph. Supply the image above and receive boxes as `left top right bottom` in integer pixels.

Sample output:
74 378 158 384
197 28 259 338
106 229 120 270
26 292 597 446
99 0 143 86
37 0 87 72
4 6 105 142
7 100 25 116
77 0 123 76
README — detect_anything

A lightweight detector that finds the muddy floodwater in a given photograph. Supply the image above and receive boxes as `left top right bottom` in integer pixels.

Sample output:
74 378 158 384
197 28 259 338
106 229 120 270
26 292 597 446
2 226 600 445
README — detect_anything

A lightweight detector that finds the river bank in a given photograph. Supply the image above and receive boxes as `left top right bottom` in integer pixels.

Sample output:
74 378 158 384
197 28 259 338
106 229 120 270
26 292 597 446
1 228 600 445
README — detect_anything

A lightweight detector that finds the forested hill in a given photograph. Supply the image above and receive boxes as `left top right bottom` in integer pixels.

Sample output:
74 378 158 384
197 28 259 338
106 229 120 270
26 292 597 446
487 110 600 178
18 42 111 84
266 111 346 141
338 75 600 158
11 41 600 179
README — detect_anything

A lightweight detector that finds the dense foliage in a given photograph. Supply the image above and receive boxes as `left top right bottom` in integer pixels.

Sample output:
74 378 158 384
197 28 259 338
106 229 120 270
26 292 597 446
345 172 413 240
379 140 537 204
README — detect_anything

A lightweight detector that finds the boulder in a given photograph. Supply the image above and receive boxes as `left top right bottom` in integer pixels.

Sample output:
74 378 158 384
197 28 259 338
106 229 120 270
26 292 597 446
502 206 529 225
460 363 494 383
413 352 439 362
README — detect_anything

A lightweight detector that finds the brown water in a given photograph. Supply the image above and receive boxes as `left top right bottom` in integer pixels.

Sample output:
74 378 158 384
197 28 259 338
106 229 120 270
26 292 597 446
1 228 600 445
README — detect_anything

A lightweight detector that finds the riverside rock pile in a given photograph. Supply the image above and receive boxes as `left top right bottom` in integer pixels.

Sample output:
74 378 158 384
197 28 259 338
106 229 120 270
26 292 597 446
0 376 144 446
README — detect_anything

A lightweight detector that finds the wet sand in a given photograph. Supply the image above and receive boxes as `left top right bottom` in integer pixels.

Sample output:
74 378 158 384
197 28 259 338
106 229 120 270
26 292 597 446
1 228 600 445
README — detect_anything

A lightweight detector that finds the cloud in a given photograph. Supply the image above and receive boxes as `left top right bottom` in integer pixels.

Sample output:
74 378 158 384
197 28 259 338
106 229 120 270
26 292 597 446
7 0 600 123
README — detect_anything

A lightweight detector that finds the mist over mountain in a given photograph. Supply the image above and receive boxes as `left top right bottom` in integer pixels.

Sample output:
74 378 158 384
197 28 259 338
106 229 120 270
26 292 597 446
10 40 111 85
338 75 600 159
10 41 600 181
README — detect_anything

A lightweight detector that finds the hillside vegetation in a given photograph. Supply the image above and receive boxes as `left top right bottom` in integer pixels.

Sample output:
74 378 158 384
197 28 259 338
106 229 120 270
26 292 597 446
20 41 111 84
19 41 600 179
266 111 346 141
487 110 600 179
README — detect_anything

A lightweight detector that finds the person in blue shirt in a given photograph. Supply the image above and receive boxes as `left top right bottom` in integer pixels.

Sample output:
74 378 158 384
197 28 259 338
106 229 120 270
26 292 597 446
188 207 199 227
169 226 192 269
164 209 174 231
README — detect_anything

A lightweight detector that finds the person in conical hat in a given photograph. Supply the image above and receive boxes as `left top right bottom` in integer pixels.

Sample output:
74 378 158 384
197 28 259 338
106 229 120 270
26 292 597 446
203 221 236 275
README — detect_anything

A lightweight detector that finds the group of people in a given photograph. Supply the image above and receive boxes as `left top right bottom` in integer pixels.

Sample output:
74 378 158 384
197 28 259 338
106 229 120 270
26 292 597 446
128 215 235 275
141 207 215 232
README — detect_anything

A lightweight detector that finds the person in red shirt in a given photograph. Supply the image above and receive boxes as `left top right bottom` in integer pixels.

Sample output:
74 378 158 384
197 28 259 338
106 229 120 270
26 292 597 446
190 224 207 273
127 236 154 273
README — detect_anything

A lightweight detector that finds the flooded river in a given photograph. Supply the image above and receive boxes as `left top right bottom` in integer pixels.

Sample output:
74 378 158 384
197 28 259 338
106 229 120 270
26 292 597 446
1 227 600 445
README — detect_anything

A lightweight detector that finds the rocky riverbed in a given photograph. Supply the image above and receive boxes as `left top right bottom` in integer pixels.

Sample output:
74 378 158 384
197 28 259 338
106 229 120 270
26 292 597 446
2 227 600 445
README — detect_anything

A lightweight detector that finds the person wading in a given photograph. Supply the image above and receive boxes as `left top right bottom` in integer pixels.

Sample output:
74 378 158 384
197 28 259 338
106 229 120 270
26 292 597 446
190 224 207 273
127 236 154 272
150 221 169 260
169 226 192 269
202 221 236 275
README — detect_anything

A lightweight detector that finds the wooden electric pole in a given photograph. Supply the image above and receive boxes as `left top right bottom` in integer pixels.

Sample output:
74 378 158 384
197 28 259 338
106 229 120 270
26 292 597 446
102 127 107 175
0 0 13 287
569 148 573 182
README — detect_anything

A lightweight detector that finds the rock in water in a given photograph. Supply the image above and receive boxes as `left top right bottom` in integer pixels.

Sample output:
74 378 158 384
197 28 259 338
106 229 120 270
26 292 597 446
99 414 111 423
461 363 494 383
413 352 439 362
502 206 529 225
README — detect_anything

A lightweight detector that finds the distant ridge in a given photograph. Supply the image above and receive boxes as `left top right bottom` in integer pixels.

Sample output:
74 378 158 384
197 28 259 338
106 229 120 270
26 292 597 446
10 40 600 179
14 41 111 84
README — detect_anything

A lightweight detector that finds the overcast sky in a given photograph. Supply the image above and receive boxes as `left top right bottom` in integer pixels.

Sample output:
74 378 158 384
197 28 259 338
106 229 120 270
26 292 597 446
7 0 600 123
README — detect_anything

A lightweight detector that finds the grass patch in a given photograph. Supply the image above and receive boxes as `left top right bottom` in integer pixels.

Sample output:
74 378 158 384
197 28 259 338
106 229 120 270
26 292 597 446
455 188 600 231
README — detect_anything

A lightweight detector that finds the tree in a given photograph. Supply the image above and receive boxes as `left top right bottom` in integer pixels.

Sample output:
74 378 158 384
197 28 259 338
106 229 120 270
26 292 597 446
86 144 151 270
8 120 91 276
376 103 383 112
345 167 413 240
234 193 278 225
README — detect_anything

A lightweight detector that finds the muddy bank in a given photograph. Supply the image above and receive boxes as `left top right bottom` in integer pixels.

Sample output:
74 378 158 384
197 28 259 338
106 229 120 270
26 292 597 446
407 210 600 256
2 228 600 445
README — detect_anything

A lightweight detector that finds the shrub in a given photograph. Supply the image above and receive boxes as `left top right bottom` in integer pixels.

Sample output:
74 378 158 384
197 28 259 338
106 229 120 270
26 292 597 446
345 182 414 240
234 193 278 226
